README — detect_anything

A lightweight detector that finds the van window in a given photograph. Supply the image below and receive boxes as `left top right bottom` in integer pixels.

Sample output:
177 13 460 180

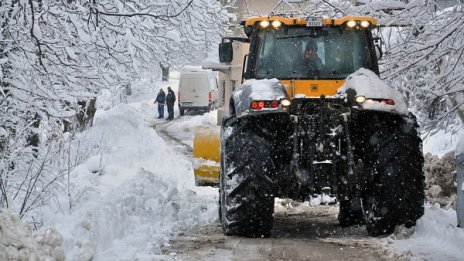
209 78 217 91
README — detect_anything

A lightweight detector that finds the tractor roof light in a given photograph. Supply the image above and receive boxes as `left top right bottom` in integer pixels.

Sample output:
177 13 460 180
346 20 357 28
360 20 370 28
260 20 270 28
271 20 282 28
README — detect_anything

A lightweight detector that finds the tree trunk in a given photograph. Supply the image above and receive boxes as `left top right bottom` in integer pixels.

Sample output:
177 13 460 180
161 63 169 82
449 96 464 125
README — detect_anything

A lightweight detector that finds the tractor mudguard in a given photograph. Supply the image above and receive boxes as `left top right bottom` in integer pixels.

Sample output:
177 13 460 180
232 79 289 118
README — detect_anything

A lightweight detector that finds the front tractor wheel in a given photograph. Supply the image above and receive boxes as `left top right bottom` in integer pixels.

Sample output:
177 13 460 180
219 119 275 237
364 113 425 236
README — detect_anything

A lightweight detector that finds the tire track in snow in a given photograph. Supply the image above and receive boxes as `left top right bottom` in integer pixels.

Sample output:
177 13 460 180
162 203 404 261
150 118 193 158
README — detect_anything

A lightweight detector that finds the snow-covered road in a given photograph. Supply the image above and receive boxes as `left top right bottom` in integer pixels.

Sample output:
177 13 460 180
162 202 397 261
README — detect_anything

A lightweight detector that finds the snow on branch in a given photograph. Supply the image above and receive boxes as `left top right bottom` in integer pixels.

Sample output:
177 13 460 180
0 0 229 221
93 0 194 21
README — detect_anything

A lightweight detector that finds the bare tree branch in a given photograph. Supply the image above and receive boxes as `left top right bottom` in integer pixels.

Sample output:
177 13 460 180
28 0 47 71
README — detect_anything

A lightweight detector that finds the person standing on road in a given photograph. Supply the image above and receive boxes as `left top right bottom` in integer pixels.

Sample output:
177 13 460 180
154 88 166 119
166 86 176 120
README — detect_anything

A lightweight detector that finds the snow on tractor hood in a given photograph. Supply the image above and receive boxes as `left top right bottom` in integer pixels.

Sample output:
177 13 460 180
233 79 289 117
337 68 409 116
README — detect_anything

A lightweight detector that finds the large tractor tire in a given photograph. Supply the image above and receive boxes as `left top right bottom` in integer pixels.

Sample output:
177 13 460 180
219 119 275 237
364 113 425 236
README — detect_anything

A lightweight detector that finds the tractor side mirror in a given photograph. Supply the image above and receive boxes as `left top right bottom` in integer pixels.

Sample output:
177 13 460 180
219 42 233 63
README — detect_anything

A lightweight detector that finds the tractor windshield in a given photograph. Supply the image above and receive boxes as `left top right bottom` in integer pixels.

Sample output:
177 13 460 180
252 26 377 80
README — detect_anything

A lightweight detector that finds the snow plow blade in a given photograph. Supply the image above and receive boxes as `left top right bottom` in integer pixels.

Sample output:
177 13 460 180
193 126 220 186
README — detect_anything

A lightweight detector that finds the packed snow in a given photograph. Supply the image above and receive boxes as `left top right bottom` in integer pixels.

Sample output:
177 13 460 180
424 128 464 157
337 68 409 116
1 75 463 260
391 203 464 261
0 210 64 261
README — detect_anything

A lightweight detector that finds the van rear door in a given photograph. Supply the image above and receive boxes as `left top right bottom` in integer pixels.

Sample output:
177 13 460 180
179 73 209 107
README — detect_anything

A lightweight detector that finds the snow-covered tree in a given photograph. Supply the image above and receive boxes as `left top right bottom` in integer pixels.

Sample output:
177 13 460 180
378 2 464 135
0 0 228 215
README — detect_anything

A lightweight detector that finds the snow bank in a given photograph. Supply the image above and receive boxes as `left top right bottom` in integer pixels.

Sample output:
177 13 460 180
423 128 464 157
392 204 464 261
0 210 65 261
33 81 218 260
91 169 217 260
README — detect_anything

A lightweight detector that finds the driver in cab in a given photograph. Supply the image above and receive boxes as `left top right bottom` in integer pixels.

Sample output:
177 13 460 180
301 41 323 71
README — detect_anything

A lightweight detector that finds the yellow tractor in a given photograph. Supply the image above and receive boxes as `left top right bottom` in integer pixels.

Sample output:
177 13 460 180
193 15 425 237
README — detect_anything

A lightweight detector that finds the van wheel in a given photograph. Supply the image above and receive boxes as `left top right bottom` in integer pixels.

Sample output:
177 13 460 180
180 108 185 116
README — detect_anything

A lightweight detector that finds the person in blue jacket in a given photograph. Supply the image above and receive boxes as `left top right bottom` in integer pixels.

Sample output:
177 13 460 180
154 88 166 119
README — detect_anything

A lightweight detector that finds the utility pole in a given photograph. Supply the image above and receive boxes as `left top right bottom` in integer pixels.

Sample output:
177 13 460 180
457 148 464 228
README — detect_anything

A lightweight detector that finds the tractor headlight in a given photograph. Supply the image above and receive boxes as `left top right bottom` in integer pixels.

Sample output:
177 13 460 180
355 95 366 103
281 99 291 107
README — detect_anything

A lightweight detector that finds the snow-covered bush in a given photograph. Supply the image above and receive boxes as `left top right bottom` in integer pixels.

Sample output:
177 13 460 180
424 152 457 206
0 132 102 218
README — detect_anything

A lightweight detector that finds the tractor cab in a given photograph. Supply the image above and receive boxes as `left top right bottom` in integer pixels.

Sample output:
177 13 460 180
221 16 381 98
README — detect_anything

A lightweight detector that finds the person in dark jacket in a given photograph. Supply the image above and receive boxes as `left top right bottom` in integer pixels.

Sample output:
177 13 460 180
301 40 323 70
166 86 176 120
154 88 166 118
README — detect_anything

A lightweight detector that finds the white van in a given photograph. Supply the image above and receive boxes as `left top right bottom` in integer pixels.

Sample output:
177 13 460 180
178 69 218 115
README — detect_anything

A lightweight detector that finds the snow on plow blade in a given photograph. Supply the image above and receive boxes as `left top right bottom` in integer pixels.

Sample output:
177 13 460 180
193 126 220 186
